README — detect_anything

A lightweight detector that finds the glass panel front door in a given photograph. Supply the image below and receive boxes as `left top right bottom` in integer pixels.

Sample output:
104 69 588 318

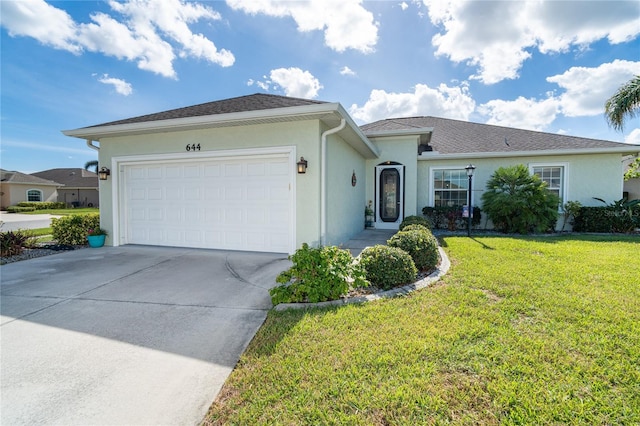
379 168 400 222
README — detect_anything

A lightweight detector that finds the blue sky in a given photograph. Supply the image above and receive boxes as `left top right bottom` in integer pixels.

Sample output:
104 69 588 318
2 0 639 173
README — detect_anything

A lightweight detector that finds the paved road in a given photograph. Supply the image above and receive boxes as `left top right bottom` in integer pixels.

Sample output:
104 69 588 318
0 212 62 231
0 245 290 425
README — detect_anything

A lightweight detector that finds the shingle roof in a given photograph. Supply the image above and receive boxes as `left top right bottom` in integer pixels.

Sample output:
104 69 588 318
0 169 62 186
89 93 328 128
31 168 98 188
361 116 635 154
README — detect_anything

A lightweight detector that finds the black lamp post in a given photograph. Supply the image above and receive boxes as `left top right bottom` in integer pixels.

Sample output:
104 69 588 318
465 164 476 237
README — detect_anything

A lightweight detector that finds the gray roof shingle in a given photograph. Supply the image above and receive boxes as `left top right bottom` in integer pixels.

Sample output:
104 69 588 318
32 168 98 188
0 169 62 186
88 93 327 128
361 116 635 154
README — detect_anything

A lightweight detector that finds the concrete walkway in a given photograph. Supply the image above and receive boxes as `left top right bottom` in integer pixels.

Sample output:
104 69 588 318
341 229 396 256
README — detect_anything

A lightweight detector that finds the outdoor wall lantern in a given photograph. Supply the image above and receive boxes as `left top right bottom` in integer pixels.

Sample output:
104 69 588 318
465 164 476 237
98 167 111 181
297 157 308 174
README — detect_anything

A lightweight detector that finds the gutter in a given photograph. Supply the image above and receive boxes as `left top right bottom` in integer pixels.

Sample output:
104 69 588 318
320 118 346 246
86 140 100 151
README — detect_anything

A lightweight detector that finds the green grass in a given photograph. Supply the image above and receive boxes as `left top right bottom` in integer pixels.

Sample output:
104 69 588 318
24 208 99 215
204 235 640 425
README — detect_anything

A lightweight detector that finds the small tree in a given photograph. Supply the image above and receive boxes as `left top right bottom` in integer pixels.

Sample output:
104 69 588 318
481 165 560 234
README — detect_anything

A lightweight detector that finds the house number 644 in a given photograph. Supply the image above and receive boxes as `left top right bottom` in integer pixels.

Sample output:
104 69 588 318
186 143 201 152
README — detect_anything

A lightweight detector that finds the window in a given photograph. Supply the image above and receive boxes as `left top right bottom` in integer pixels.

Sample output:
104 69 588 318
531 164 566 204
27 189 43 202
433 169 469 207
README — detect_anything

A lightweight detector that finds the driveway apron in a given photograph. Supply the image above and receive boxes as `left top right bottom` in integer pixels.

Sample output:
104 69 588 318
0 245 289 425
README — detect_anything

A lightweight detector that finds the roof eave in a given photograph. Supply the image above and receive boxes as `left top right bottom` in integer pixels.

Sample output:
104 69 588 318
365 127 434 138
418 146 640 160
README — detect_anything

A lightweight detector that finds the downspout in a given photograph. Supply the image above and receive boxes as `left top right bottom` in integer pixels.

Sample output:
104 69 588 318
86 139 100 151
320 118 346 246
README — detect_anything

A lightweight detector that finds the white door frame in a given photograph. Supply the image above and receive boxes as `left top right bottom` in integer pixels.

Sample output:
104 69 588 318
374 164 405 230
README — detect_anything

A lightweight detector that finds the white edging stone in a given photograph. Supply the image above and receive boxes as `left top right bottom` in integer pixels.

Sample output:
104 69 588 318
273 246 451 311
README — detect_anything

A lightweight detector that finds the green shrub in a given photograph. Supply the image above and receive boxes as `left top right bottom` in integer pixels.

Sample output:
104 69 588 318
359 245 417 290
422 206 482 230
481 164 560 234
6 206 36 213
1 229 36 257
16 201 66 210
388 228 439 272
399 215 432 231
572 200 640 233
51 213 100 245
270 243 367 304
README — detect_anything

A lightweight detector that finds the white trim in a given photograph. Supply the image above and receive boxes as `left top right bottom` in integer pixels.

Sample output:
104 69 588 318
418 147 639 160
111 146 296 253
26 188 43 202
428 166 473 207
529 162 569 208
374 164 405 230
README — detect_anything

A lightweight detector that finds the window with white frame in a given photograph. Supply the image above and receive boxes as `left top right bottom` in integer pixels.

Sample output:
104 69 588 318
27 189 43 202
433 169 469 207
531 164 566 203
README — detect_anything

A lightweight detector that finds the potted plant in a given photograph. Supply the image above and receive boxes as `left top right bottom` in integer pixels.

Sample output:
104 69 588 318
87 228 107 248
365 204 375 228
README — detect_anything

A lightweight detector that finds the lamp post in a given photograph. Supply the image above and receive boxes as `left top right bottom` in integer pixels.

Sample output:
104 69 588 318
465 164 476 237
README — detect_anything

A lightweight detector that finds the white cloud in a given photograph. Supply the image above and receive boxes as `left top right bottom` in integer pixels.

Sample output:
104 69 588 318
98 74 133 96
226 0 378 53
422 0 640 84
625 129 640 145
399 2 409 11
269 68 323 99
478 97 561 131
340 66 356 76
0 0 234 79
547 60 640 117
349 83 475 123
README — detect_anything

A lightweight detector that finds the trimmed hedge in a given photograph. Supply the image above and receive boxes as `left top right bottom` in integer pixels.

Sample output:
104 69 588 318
270 244 367 304
17 201 66 210
399 215 432 231
421 206 482 230
388 228 439 272
359 245 417 290
572 206 640 233
6 206 36 213
51 213 100 245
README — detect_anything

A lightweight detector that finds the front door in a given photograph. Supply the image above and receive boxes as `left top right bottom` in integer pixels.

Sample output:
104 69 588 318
375 164 404 229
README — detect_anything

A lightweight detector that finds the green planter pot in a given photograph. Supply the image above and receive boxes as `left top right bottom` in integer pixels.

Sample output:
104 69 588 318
87 235 106 248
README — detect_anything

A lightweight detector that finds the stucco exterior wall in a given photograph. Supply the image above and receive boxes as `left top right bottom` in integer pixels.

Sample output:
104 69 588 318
97 120 326 249
624 178 640 200
364 135 420 220
325 132 367 246
417 152 627 229
0 183 58 208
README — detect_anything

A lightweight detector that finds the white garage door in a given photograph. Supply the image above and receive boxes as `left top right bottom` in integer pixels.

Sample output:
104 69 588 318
122 155 292 253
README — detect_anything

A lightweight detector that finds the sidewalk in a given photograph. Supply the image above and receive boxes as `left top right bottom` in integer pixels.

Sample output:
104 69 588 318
0 212 62 231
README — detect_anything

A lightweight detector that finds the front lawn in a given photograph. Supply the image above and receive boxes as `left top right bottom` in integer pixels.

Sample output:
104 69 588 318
204 235 640 425
24 208 99 215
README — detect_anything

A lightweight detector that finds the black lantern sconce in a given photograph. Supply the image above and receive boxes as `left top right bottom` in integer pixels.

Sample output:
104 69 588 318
297 157 308 174
98 167 111 181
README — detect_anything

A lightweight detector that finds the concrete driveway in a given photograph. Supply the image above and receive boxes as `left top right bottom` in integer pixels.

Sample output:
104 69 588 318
0 245 290 425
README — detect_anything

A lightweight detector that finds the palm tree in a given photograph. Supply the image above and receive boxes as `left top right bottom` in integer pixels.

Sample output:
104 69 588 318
604 75 640 131
84 160 98 173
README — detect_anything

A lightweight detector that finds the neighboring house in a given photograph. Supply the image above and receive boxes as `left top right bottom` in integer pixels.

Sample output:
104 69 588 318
32 168 99 207
63 93 640 253
622 157 640 201
0 169 62 209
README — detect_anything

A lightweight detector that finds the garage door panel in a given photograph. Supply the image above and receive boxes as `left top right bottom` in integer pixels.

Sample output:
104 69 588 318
123 155 292 252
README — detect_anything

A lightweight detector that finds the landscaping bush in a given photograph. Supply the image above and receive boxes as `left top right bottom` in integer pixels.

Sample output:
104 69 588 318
6 206 36 213
387 228 439 272
481 164 559 234
0 229 36 257
572 200 640 233
359 245 417 290
16 201 66 210
270 244 367 304
51 213 100 245
422 206 482 230
399 215 432 231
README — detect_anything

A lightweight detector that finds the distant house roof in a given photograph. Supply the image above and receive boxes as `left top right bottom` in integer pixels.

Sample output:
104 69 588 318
32 168 98 189
0 169 62 186
87 93 327 128
361 116 639 156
